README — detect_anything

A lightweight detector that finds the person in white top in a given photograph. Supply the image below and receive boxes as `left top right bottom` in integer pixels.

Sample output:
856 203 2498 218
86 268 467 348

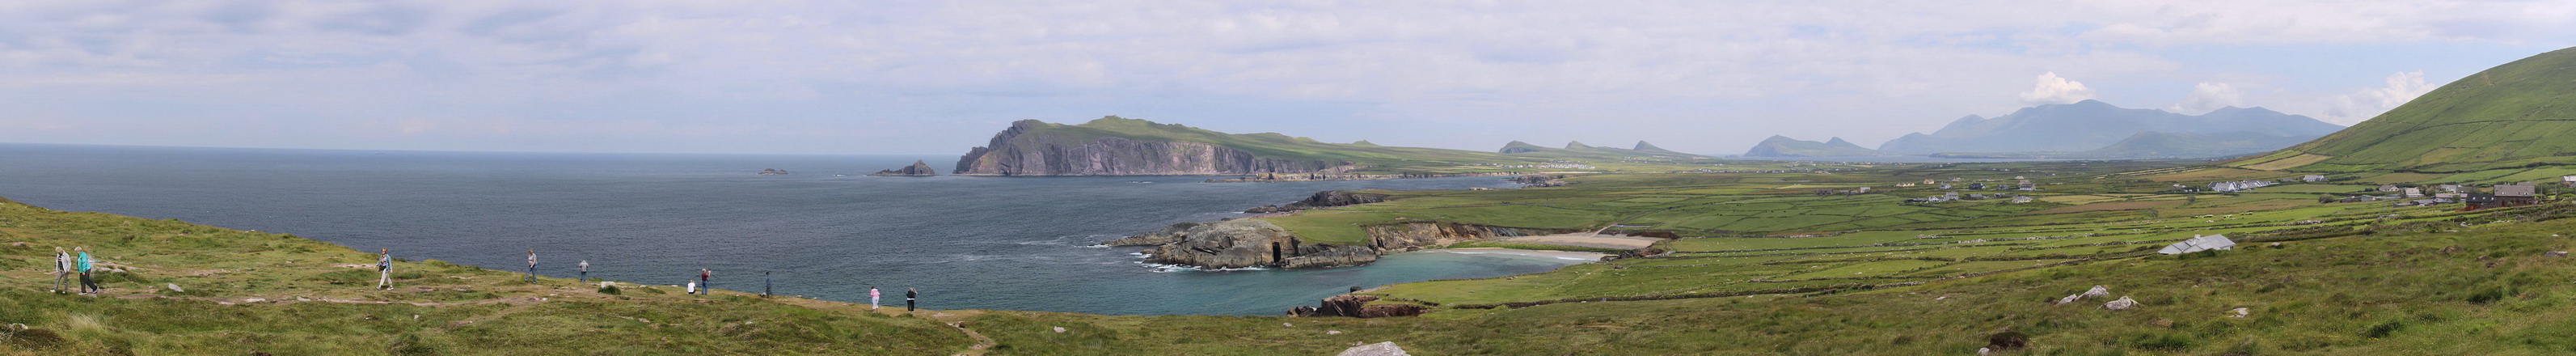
524 249 538 283
53 247 70 294
577 260 590 282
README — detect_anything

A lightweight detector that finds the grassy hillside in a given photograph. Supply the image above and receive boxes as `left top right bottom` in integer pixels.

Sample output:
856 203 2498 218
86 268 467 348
989 117 1727 174
0 197 978 354
2232 46 2576 173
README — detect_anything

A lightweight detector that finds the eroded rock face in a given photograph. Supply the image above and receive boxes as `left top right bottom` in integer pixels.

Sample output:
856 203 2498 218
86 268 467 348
954 121 1345 176
1130 219 1384 269
1244 190 1391 213
1312 295 1379 317
1364 222 1573 252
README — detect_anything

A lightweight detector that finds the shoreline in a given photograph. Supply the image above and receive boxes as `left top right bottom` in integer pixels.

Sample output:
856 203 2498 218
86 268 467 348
1410 247 1613 261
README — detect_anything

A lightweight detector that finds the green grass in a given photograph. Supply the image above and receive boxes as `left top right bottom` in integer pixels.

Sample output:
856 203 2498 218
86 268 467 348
2239 46 2576 173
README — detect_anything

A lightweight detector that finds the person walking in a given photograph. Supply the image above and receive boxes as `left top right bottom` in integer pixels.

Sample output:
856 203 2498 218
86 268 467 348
762 271 772 298
76 247 99 295
577 260 590 282
53 247 70 294
524 249 538 283
869 286 881 309
698 269 712 295
376 248 395 290
905 288 918 312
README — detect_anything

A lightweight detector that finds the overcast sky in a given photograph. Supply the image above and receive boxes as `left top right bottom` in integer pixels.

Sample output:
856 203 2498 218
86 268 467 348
2 1 2570 155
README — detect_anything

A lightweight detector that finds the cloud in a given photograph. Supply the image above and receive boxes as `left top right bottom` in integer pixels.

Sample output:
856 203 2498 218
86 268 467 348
2321 71 2434 125
0 1 2562 154
2167 82 2244 114
2017 72 2097 104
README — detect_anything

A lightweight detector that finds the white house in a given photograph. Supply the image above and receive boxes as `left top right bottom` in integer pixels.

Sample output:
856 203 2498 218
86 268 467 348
2159 235 2237 255
2303 175 2327 182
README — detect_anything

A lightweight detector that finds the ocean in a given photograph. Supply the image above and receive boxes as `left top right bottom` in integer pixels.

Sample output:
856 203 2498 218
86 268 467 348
0 143 1587 315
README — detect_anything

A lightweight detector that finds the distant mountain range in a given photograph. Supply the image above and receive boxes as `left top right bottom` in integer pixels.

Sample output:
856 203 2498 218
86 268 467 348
1744 100 2344 159
2230 46 2576 173
1742 136 1885 157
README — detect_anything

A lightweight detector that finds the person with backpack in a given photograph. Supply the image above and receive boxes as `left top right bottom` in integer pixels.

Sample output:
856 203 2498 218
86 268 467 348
76 247 99 295
377 248 395 290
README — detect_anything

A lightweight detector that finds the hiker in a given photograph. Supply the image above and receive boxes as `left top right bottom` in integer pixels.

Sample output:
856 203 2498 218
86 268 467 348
698 269 712 295
906 288 918 312
686 280 697 295
377 248 395 290
577 260 590 282
53 248 70 294
762 271 772 298
869 286 881 309
76 247 98 295
524 249 538 283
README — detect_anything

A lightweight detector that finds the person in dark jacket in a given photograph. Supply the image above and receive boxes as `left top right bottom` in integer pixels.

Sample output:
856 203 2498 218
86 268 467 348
906 288 918 312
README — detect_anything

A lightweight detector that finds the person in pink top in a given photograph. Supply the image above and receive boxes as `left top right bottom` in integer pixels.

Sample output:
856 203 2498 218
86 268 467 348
868 286 881 309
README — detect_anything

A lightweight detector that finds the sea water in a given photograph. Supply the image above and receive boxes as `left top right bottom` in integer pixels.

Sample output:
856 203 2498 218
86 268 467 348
0 143 1586 315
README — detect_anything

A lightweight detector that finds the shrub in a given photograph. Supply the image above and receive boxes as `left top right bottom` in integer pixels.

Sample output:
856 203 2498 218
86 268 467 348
598 285 622 295
2363 320 2406 338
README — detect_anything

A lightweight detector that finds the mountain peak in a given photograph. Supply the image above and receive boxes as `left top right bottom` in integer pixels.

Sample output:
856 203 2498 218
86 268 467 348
1565 141 1594 150
1633 141 1670 152
1499 141 1549 154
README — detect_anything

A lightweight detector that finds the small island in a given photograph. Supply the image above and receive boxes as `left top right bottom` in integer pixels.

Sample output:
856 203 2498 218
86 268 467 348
867 160 940 176
758 168 789 175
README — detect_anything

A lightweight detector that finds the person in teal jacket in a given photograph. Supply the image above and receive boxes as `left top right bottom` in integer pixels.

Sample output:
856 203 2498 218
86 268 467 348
76 247 99 295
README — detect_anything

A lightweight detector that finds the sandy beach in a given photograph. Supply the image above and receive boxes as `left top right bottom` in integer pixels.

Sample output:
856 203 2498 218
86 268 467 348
1497 234 1664 249
1424 247 1613 261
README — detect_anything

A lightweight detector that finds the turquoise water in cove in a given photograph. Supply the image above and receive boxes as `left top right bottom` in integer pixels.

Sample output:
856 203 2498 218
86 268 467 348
0 143 1588 315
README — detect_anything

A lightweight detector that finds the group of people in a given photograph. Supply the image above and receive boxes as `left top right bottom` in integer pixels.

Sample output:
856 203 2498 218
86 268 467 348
51 247 100 295
129 246 926 312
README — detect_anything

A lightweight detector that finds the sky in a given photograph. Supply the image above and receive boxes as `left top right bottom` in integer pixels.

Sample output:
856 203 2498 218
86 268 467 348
2 1 2571 155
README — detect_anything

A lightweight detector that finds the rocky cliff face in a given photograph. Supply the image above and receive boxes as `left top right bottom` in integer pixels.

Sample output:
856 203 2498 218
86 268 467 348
867 160 940 176
953 121 1347 176
1363 222 1572 252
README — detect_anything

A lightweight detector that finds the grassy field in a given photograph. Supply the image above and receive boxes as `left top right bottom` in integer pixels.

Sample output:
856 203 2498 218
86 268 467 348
2233 47 2576 173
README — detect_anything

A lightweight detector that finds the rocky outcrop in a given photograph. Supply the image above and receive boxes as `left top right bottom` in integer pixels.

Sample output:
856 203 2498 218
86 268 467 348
758 168 789 175
1290 295 1425 318
1244 190 1391 213
1137 219 1380 269
1126 218 1576 269
953 120 1347 176
867 160 939 176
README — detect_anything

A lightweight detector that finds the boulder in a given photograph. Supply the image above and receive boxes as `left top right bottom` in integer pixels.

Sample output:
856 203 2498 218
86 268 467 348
2228 307 2250 318
166 283 184 293
1337 342 1410 356
1312 295 1379 317
2549 251 2570 257
2054 285 2108 305
2102 296 2137 310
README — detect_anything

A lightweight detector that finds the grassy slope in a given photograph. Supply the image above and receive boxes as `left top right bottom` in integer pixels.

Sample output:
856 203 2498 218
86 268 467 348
2234 46 2576 173
0 197 974 355
970 201 2576 354
1006 117 1726 174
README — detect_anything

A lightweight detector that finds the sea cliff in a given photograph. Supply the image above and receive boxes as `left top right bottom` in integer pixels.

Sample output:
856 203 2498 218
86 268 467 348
952 120 1348 176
